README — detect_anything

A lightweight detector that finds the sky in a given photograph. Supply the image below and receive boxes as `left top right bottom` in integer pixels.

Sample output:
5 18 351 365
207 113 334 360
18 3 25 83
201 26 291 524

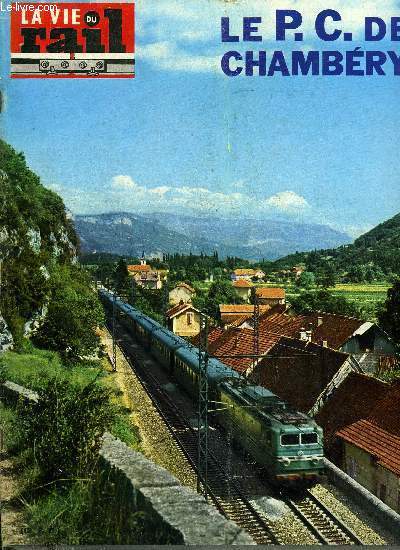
2 0 400 239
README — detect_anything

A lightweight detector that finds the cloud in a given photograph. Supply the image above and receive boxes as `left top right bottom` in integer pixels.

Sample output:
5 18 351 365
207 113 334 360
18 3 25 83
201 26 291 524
112 175 138 189
263 191 310 212
106 175 309 217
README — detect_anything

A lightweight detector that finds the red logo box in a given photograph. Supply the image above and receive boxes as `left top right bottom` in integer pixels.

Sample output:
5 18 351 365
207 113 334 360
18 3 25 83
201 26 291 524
11 2 135 78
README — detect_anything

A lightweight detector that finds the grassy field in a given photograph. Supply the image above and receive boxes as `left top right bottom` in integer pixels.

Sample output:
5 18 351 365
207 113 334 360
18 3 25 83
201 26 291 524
328 283 389 306
193 280 390 308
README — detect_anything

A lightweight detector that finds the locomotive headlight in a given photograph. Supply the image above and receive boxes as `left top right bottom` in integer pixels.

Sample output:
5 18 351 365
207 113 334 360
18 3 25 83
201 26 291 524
282 457 290 467
312 458 320 465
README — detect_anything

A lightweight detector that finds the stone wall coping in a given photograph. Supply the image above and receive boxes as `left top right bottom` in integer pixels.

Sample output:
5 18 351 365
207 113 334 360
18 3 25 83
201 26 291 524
100 433 254 545
2 380 39 402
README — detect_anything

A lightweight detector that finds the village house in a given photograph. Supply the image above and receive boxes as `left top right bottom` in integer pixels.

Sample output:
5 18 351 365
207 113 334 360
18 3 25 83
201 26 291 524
249 336 361 414
235 310 397 375
231 268 255 282
314 373 388 463
169 282 195 306
193 326 282 375
332 380 400 513
255 287 286 306
166 302 201 338
127 255 167 290
292 265 305 278
192 325 360 411
232 279 253 302
253 269 266 280
231 268 265 282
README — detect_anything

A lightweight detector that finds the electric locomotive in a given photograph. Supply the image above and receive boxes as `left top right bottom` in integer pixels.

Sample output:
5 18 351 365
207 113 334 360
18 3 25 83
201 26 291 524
99 289 325 486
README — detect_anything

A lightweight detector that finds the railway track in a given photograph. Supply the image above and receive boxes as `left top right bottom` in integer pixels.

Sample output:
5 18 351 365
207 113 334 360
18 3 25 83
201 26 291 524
105 313 364 546
285 490 364 545
108 320 280 544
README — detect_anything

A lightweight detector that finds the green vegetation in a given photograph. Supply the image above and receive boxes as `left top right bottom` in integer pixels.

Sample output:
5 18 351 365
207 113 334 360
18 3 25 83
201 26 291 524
33 265 104 362
290 290 371 318
193 280 244 320
0 347 142 544
271 212 400 283
378 280 400 344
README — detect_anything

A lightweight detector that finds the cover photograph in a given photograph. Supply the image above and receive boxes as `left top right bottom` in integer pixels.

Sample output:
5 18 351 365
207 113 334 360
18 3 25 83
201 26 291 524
0 0 400 546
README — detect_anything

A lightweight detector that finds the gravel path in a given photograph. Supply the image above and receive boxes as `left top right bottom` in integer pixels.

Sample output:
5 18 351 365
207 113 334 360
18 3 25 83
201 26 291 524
0 452 29 546
100 329 197 489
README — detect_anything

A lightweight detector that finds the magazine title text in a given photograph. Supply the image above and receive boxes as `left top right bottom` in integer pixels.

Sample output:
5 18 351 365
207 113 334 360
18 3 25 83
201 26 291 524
221 10 400 76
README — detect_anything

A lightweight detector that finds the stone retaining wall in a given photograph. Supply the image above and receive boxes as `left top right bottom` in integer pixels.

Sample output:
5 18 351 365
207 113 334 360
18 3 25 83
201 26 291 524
99 432 253 545
325 458 400 541
0 381 253 545
1 380 39 404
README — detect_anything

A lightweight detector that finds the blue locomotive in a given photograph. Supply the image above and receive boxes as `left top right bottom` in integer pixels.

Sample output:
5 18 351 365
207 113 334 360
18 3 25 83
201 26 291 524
100 290 325 486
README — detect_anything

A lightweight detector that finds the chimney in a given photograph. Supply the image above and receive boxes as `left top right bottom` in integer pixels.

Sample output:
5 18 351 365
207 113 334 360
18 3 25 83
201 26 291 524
299 328 307 341
317 316 323 327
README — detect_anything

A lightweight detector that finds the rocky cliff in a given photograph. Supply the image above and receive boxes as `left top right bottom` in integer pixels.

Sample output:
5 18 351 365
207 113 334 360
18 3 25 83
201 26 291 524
0 139 78 347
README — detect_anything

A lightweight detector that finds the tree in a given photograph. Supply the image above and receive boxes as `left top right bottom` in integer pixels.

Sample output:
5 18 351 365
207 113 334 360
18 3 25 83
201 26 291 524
290 290 365 318
378 280 400 344
295 271 316 289
114 257 129 293
203 280 243 319
316 264 337 288
34 266 105 362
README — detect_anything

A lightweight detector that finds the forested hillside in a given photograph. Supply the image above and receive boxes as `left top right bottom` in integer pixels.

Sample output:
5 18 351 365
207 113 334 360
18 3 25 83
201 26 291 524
271 212 400 282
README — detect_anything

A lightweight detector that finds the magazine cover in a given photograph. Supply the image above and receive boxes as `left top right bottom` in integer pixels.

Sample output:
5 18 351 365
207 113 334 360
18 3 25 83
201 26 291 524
1 0 400 546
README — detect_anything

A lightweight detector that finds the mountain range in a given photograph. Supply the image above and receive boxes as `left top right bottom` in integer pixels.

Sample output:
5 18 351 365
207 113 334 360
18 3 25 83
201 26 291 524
74 212 351 260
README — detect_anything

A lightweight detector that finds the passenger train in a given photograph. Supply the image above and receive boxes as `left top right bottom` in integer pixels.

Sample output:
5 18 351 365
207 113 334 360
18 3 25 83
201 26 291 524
100 289 325 487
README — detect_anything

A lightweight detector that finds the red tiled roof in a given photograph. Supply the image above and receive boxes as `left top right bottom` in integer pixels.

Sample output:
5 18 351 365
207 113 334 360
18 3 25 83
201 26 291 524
166 302 199 319
228 315 253 327
192 327 225 348
335 380 400 475
316 373 388 452
255 311 366 350
307 313 365 350
258 312 308 338
250 336 349 412
256 287 285 299
233 269 255 276
368 382 400 435
128 264 151 273
337 419 400 476
233 280 253 288
207 328 282 373
220 304 270 315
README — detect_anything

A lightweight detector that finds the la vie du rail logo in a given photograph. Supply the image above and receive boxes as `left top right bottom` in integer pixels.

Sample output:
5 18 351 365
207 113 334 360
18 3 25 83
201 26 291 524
10 2 135 78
